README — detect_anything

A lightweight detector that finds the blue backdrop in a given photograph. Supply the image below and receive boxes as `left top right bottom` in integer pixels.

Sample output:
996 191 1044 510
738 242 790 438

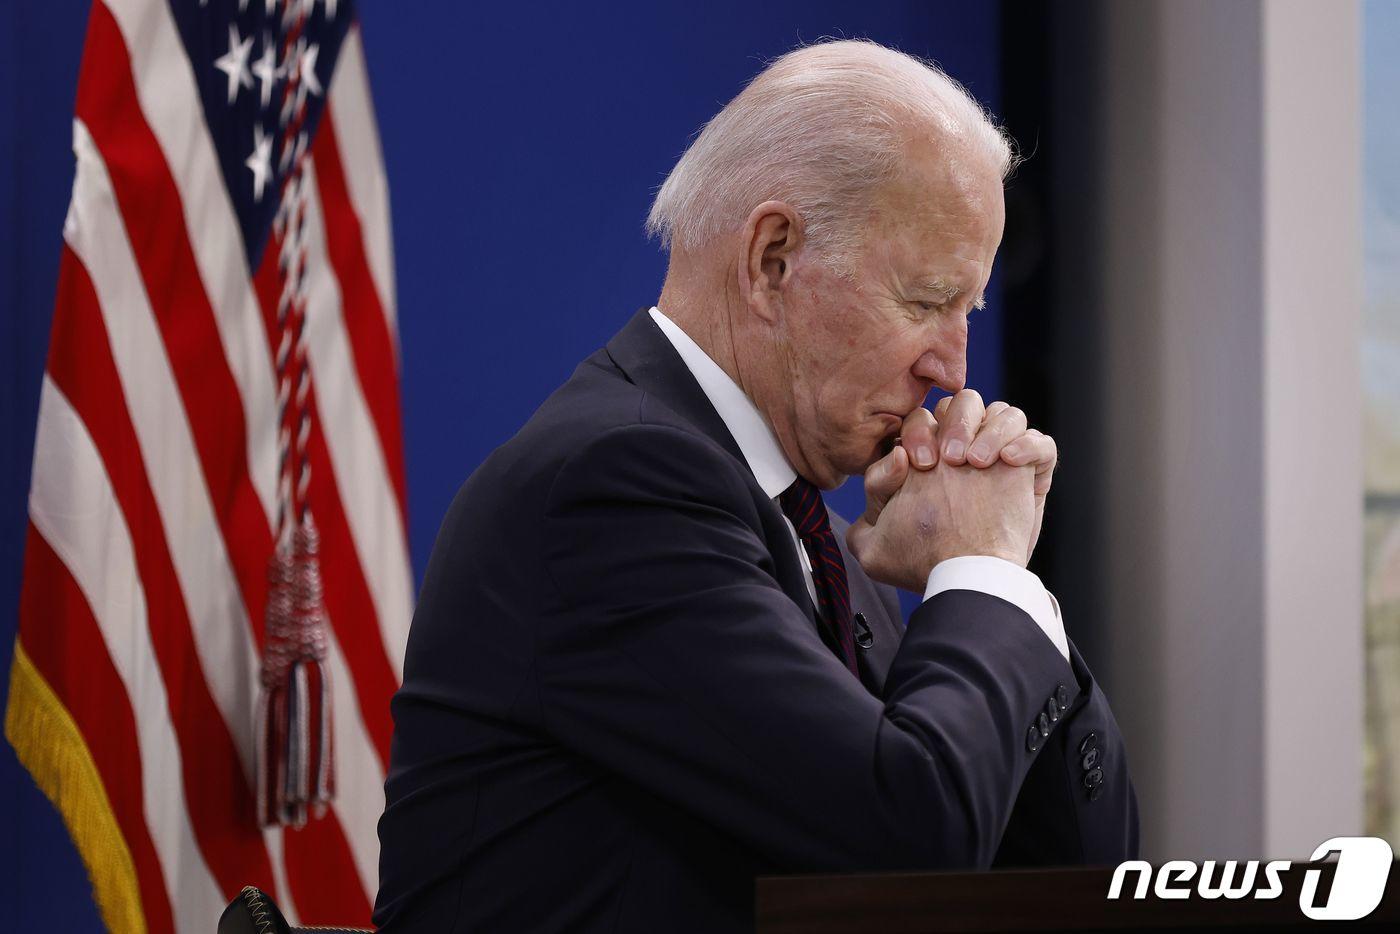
1 1 1002 927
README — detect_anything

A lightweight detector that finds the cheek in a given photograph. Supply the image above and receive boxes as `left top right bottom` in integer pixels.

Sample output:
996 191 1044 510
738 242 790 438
799 293 860 354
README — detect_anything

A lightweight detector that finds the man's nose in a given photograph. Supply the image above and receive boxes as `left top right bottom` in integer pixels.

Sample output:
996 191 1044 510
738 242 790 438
911 324 968 394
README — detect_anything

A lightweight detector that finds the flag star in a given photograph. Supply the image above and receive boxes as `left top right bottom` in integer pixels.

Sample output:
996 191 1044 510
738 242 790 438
246 124 274 201
252 35 279 108
214 23 255 105
324 0 338 17
266 0 279 14
299 42 323 97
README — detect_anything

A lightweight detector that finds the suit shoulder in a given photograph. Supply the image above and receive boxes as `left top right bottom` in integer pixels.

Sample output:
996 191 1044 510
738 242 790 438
544 419 755 513
459 349 747 516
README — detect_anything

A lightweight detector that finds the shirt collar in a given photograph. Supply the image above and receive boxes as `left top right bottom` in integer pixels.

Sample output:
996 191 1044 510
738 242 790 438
649 306 796 499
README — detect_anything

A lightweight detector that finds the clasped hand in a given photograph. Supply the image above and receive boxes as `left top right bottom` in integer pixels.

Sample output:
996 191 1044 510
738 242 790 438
846 389 1058 593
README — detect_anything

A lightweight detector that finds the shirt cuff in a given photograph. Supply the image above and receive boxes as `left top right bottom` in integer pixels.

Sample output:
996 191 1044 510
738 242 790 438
922 555 1070 662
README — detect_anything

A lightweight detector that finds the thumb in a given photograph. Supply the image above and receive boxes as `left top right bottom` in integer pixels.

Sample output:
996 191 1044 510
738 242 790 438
861 444 908 526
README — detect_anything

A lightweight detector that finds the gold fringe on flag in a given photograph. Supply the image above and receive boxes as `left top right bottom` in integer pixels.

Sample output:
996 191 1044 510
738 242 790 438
4 641 147 934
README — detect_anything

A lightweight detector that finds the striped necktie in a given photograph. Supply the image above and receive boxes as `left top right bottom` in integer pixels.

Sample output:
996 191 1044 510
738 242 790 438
779 477 859 677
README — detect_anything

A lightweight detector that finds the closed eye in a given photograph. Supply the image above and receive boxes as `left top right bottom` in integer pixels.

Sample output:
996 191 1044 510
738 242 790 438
913 296 983 315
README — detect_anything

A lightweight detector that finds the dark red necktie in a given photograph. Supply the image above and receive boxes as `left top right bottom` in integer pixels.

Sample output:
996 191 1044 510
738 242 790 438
779 477 859 677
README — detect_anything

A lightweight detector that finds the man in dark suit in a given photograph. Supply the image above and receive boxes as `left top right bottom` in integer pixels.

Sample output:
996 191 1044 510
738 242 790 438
374 39 1137 932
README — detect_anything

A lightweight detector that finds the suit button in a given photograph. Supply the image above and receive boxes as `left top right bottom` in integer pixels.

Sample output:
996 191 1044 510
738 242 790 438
1078 732 1098 756
1088 783 1105 802
1084 767 1104 789
1056 683 1070 709
1046 697 1061 723
1026 725 1043 752
1082 747 1100 770
1037 712 1050 738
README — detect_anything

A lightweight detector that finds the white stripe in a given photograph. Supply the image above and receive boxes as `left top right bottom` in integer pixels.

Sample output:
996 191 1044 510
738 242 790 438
29 377 225 934
327 25 399 345
67 118 261 775
69 118 386 907
326 629 386 897
265 830 298 925
101 0 279 525
302 156 413 678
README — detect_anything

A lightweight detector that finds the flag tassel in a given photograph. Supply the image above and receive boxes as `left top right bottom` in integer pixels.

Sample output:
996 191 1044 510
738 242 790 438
258 517 334 827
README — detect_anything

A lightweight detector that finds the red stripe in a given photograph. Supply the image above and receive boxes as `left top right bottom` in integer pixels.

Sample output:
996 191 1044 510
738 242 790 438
18 526 176 934
252 232 397 767
74 6 379 913
816 548 848 573
816 551 850 588
311 107 409 527
78 2 271 645
283 809 373 926
44 245 277 899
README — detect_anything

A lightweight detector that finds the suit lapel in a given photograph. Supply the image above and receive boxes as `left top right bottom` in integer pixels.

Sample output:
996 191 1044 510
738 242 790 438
604 308 907 694
605 309 747 466
604 309 821 632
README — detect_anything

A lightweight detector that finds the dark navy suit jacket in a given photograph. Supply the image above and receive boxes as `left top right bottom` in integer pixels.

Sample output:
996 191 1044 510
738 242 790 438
373 309 1138 932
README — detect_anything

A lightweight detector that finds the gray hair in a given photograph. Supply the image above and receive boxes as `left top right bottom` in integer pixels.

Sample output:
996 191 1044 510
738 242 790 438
645 39 1017 270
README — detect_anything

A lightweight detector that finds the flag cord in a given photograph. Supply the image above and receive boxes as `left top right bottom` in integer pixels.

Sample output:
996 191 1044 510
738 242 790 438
258 5 335 830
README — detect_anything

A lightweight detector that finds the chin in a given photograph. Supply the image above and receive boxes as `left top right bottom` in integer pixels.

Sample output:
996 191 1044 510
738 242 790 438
830 442 884 481
817 421 892 484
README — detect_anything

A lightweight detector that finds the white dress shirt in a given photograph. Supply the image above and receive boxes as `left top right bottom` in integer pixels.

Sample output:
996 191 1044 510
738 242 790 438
648 306 1070 662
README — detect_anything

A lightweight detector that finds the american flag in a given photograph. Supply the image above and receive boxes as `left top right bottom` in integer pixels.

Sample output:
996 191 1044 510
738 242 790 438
4 0 409 930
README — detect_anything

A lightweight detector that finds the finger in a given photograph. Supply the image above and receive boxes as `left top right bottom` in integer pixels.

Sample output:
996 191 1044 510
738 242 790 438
966 404 1027 467
1000 428 1054 467
897 407 938 469
862 445 909 525
935 388 984 465
1001 429 1058 494
933 395 953 422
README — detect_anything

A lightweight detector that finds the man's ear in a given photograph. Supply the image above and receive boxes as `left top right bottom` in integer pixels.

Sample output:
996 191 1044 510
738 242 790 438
737 201 802 324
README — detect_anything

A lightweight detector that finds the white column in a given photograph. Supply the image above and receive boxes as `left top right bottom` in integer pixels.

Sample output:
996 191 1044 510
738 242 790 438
1261 0 1363 858
1092 0 1363 860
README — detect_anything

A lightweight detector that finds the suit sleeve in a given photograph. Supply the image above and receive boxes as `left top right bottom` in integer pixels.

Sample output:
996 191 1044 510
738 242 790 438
535 422 1097 872
993 638 1140 867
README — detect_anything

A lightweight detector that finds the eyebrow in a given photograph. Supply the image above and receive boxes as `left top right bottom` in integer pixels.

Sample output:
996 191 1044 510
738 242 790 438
915 276 987 311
